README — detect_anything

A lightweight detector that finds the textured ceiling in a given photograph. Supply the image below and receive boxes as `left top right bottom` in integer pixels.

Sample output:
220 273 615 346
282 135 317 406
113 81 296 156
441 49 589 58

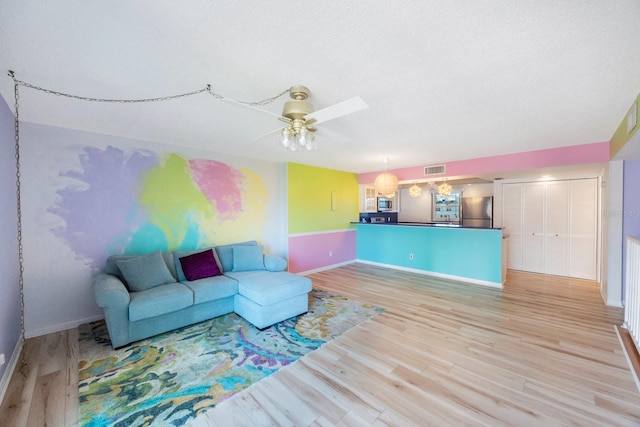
1 1 639 174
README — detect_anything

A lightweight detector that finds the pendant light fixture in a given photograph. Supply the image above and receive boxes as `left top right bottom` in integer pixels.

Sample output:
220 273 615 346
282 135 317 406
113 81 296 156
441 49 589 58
374 157 399 197
438 179 452 196
409 182 422 197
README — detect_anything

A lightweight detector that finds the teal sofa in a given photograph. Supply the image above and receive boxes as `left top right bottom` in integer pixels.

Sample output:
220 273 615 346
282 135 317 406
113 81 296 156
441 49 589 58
93 241 312 348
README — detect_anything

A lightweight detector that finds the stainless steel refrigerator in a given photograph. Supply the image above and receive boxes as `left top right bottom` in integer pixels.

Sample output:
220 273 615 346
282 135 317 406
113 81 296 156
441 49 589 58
461 196 493 228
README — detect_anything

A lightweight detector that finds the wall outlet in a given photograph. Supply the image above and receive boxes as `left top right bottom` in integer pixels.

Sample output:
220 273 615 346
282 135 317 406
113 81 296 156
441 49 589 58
0 353 5 366
409 253 414 260
329 250 333 257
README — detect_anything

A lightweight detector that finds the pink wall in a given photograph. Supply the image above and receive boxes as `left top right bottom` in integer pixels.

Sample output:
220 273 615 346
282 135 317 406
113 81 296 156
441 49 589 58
288 230 356 273
359 141 610 183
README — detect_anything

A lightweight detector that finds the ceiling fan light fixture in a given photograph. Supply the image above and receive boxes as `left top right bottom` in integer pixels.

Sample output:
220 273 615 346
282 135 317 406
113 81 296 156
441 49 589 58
275 85 367 152
281 128 292 148
282 121 317 151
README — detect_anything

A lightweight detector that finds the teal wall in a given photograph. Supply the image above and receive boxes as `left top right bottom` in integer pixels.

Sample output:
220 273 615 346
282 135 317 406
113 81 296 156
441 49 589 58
356 224 503 284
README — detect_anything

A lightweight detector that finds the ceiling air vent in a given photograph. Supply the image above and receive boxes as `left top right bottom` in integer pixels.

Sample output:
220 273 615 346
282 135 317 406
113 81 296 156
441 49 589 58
424 165 446 176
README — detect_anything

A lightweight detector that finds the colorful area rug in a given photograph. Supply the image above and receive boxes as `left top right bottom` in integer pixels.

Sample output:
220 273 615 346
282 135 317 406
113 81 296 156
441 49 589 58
78 289 384 426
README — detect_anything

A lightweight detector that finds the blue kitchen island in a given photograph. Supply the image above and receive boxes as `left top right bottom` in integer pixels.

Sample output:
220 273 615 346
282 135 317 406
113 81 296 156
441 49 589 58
356 223 505 288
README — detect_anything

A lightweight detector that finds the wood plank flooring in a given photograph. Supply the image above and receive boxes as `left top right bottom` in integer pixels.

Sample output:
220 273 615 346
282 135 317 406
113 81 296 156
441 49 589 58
1 264 639 426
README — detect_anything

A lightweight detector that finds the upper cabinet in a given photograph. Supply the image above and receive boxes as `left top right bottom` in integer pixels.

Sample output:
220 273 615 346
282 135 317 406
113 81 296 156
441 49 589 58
361 185 400 212
433 193 460 221
363 185 377 212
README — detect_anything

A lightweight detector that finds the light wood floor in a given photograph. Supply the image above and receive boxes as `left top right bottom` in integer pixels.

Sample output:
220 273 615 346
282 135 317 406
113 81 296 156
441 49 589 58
1 264 639 426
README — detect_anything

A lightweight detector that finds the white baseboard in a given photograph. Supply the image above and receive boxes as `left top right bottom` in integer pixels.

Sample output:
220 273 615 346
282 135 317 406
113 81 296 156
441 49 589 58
25 314 104 339
0 338 23 407
615 325 640 394
607 297 624 308
297 260 356 276
356 259 504 289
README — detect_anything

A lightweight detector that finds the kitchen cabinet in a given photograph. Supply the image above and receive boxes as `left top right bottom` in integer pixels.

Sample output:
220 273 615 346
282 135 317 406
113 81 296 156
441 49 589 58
362 185 400 213
433 193 460 221
363 185 377 212
389 190 400 212
502 178 597 280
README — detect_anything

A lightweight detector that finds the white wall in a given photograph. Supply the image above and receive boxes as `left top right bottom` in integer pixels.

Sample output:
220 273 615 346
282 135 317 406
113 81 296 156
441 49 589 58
398 186 432 222
460 183 494 198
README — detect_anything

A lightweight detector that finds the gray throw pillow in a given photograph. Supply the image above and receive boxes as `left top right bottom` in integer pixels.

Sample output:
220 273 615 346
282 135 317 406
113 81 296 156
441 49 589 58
116 250 175 292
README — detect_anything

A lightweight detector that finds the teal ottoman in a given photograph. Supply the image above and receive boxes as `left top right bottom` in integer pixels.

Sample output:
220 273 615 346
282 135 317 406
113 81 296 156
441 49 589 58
225 270 313 329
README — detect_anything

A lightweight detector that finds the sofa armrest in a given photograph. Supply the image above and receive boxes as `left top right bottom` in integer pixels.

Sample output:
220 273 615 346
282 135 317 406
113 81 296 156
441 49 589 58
93 272 130 308
263 255 287 272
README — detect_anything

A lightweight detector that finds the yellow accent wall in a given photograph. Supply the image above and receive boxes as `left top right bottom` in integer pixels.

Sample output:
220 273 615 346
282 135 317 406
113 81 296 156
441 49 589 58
611 92 640 159
288 163 359 234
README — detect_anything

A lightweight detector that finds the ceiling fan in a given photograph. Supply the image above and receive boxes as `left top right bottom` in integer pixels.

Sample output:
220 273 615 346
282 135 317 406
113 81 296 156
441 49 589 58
249 85 369 151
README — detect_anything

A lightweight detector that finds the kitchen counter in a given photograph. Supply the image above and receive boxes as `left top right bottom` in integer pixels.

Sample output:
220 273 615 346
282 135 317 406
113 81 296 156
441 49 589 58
355 222 504 287
353 221 501 230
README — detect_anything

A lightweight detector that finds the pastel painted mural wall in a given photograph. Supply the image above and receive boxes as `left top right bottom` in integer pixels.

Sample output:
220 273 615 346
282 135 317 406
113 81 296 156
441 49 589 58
0 95 21 386
20 122 285 337
287 163 359 273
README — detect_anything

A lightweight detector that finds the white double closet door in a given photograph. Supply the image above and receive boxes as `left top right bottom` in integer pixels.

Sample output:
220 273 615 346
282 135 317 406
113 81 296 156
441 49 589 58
503 179 598 280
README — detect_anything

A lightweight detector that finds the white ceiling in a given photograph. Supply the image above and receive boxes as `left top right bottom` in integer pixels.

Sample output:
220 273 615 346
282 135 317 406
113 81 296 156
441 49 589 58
1 1 639 174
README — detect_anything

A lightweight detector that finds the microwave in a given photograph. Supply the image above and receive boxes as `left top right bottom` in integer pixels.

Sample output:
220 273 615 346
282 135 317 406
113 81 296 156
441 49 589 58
377 197 393 212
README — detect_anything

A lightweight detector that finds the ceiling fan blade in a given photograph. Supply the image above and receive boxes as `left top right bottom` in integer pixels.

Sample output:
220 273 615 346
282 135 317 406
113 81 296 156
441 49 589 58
219 97 285 120
305 96 368 124
315 127 351 144
252 127 282 141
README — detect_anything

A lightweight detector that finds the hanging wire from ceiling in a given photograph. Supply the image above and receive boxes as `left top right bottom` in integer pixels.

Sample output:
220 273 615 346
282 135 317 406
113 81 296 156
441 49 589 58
8 71 29 379
8 72 290 106
5 69 291 379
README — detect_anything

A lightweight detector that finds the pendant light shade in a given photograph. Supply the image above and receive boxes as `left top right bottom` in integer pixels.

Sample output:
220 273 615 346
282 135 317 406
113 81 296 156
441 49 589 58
374 172 399 197
438 181 452 196
409 182 422 197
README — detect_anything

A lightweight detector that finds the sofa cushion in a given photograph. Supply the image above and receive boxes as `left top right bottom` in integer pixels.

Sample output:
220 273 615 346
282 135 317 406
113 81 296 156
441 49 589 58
181 275 239 304
232 245 265 272
129 282 193 321
173 247 223 281
105 252 176 283
214 240 257 272
115 250 176 292
179 249 223 281
264 255 287 272
226 271 312 306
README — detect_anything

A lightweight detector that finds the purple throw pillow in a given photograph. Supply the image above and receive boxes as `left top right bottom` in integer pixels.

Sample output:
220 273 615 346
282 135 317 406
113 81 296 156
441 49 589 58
179 249 222 281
